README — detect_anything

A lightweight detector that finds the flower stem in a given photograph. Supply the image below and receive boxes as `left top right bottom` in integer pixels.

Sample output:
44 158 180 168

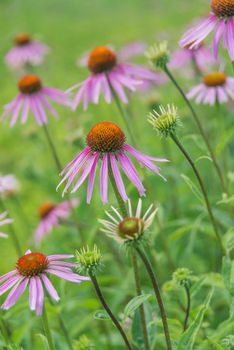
42 305 55 350
106 76 138 147
58 314 74 350
42 124 62 173
108 160 150 350
170 132 226 256
89 273 133 350
135 245 172 350
0 197 22 257
131 253 150 350
183 285 191 331
42 124 85 245
164 65 228 195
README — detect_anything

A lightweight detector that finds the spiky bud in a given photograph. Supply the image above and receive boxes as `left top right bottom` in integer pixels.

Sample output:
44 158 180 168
172 268 192 287
148 104 180 137
76 245 102 274
145 41 169 69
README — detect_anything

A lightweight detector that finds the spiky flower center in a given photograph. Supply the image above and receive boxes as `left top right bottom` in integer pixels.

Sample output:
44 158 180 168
118 217 144 239
16 253 48 277
15 34 31 46
203 72 226 87
39 202 55 219
86 122 125 153
211 0 234 17
88 46 117 74
18 75 42 94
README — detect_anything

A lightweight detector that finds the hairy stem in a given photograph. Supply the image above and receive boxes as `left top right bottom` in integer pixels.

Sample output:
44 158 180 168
135 246 172 350
90 273 133 350
183 285 191 331
42 306 55 350
170 132 226 257
164 65 228 195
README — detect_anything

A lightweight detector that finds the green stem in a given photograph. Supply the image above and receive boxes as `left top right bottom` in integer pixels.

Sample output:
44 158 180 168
164 65 228 195
131 253 150 350
90 273 133 350
58 314 73 350
106 76 137 147
42 124 85 245
42 306 55 350
42 124 62 173
0 198 22 257
183 285 191 331
170 132 226 257
135 246 172 350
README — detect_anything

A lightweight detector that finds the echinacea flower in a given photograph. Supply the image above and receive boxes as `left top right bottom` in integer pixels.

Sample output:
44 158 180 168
0 250 89 316
34 199 79 245
5 33 49 70
180 0 234 61
99 199 158 244
0 212 13 239
1 75 69 126
70 45 165 110
170 43 217 72
57 122 168 204
187 71 234 105
0 174 19 198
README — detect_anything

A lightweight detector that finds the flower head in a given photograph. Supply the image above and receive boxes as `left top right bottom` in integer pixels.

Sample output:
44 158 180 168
57 122 169 204
34 199 79 245
180 1 234 61
0 250 89 316
76 245 102 274
99 199 158 244
187 71 234 105
5 33 49 70
1 75 69 126
145 41 170 69
148 104 180 137
0 174 19 198
69 45 165 110
0 212 13 239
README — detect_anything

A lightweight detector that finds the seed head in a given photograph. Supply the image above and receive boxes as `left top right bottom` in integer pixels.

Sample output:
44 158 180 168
148 104 180 137
145 41 169 69
172 268 192 287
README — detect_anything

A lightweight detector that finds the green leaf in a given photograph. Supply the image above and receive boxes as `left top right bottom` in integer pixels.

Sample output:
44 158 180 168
36 334 50 350
123 294 151 319
180 174 203 203
93 310 111 321
215 126 234 156
177 289 213 350
222 257 234 296
206 338 224 350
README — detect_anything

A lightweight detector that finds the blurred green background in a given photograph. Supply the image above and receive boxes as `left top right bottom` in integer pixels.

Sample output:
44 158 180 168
0 0 233 349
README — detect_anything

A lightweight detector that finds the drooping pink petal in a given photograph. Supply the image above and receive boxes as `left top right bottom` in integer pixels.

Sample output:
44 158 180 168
100 153 109 204
41 274 60 302
87 153 100 204
2 278 28 310
110 153 128 202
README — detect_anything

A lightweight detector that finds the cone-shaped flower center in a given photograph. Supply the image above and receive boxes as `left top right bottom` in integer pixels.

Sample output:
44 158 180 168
15 33 31 46
16 253 48 276
88 46 117 74
18 75 42 94
118 217 144 239
203 72 226 86
39 202 55 219
86 122 126 153
211 0 234 17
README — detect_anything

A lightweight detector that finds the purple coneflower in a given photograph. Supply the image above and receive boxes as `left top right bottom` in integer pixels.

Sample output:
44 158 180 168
5 33 49 70
70 45 165 110
34 199 79 245
57 122 168 204
1 75 69 126
180 0 234 61
0 174 19 198
170 43 216 72
0 250 89 316
187 71 234 105
0 212 13 239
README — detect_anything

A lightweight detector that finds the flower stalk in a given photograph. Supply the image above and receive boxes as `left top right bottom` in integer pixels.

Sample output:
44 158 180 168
163 65 228 195
42 305 55 350
183 284 191 331
89 272 133 350
135 245 172 350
